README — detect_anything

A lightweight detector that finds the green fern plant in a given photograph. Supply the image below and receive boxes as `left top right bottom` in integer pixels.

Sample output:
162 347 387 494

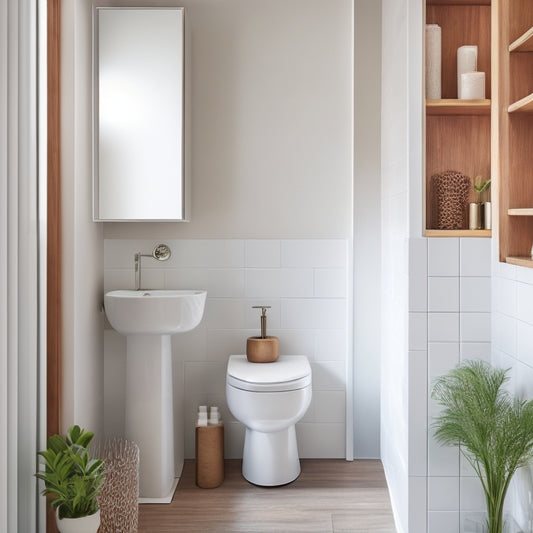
432 360 533 533
474 176 491 203
36 425 105 519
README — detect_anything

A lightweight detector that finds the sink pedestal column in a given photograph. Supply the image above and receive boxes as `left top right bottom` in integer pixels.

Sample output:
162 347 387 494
125 334 177 503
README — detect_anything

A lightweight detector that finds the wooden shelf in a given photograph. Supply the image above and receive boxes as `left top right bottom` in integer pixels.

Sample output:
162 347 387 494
508 92 533 113
509 26 533 52
426 99 491 115
508 208 533 216
428 0 490 5
425 229 492 237
507 256 533 268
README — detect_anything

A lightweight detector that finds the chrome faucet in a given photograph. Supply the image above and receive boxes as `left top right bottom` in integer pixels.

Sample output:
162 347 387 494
134 244 172 290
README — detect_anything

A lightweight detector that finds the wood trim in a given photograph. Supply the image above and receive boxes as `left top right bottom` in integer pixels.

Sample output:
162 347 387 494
47 0 61 531
426 99 491 115
425 229 492 237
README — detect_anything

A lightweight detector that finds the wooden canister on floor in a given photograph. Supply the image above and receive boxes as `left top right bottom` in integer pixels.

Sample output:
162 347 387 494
195 424 224 488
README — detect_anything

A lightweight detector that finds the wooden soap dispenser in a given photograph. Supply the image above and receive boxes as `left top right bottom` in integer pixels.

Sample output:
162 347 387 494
246 305 279 363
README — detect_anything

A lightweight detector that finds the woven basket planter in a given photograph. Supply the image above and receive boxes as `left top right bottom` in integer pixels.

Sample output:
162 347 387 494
431 170 471 230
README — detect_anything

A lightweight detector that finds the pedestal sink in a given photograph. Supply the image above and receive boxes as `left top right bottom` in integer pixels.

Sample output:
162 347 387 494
104 289 207 503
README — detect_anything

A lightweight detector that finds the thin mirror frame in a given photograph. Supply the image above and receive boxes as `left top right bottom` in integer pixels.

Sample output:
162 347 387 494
92 6 188 222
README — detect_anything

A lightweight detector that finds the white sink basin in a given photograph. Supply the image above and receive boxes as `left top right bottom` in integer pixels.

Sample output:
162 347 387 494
104 289 207 336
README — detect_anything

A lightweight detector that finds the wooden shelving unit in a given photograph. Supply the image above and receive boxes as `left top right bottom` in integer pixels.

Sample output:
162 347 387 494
497 2 533 265
424 0 492 237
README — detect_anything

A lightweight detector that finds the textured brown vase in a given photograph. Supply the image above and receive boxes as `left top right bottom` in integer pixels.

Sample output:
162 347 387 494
246 336 279 363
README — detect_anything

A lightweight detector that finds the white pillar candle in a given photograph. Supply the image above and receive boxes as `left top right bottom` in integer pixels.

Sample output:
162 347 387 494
426 24 442 99
460 72 485 99
457 45 478 97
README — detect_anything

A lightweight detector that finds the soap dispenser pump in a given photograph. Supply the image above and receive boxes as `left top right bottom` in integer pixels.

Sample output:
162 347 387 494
246 306 279 363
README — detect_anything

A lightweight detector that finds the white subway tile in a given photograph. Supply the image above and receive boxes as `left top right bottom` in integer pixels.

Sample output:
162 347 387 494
315 330 346 361
428 511 459 533
492 275 517 318
244 240 281 267
429 343 460 418
460 477 486 511
409 238 428 278
164 268 208 290
515 264 533 285
493 260 516 280
428 430 460 477
515 360 533 400
311 361 345 390
314 391 345 423
517 321 533 368
410 273 428 312
206 362 227 395
172 240 245 268
171 324 208 362
428 477 460 511
429 277 459 312
460 277 491 313
428 313 459 342
492 312 517 355
184 362 210 393
224 421 246 459
410 312 428 351
281 239 346 268
460 342 491 362
314 269 346 298
104 269 135 292
409 350 428 477
280 269 314 297
205 299 246 329
460 313 491 343
281 299 346 330
428 238 459 277
245 301 280 330
205 269 245 298
295 423 345 458
244 269 281 298
517 281 533 326
460 238 491 277
207 330 250 361
409 477 428 533
104 239 155 269
275 330 316 358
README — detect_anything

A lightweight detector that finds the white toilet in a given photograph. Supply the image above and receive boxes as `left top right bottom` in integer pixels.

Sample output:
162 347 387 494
226 354 312 486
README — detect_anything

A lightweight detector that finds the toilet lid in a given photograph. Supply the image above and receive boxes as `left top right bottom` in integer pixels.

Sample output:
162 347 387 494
227 355 312 392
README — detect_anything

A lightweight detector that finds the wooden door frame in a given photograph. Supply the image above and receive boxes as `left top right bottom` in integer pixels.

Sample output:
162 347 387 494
47 0 61 530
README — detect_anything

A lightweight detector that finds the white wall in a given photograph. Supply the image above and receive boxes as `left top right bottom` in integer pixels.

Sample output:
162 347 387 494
101 0 354 463
492 260 533 532
381 0 410 531
61 0 105 435
353 0 382 459
104 238 349 463
103 0 353 240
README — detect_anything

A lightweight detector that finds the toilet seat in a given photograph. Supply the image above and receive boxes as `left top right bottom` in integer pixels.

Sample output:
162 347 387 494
227 355 311 392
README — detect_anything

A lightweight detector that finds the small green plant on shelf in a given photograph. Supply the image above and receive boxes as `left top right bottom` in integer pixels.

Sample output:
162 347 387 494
474 175 491 204
432 360 533 533
35 425 105 520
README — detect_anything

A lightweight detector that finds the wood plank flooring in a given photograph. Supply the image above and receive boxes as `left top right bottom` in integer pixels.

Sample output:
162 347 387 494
138 459 396 533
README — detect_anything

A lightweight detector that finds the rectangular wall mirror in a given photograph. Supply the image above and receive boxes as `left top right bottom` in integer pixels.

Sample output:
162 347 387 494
93 6 188 221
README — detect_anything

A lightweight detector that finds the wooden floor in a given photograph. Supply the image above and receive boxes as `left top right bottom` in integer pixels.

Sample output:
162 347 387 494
138 459 396 533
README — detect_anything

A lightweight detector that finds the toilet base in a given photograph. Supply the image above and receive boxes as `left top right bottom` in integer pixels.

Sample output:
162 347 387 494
242 425 301 486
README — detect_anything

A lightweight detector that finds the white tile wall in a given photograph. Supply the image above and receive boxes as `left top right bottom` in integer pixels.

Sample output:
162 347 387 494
409 236 492 533
103 239 349 460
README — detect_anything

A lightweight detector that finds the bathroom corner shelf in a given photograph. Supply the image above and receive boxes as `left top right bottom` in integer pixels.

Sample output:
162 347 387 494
424 1 492 235
508 93 533 113
506 256 533 268
508 208 533 216
426 99 491 115
509 26 533 52
425 229 492 238
497 1 533 267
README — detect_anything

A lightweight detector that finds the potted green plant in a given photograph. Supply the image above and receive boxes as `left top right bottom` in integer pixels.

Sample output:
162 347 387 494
36 425 105 533
432 360 533 533
469 176 492 230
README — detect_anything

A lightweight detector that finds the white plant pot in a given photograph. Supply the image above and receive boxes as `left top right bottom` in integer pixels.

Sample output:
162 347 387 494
55 508 100 533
